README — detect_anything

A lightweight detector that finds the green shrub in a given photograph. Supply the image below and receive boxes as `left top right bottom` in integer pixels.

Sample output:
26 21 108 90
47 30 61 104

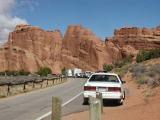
136 48 160 63
115 55 132 68
114 64 130 77
18 70 30 75
4 71 17 76
103 64 113 72
61 67 66 75
0 70 30 76
37 67 52 76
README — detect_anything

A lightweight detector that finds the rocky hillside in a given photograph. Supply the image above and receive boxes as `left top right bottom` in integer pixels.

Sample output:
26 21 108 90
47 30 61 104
0 25 160 73
106 27 160 58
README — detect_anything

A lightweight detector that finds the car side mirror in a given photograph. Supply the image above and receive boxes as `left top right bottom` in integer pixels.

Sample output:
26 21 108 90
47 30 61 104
122 81 126 84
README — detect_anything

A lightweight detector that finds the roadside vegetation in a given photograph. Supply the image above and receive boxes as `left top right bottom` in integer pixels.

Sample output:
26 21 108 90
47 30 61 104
0 67 53 77
61 67 66 75
103 48 160 89
132 48 160 88
0 70 30 76
130 62 160 88
103 55 132 76
103 64 113 72
36 67 52 76
136 48 160 63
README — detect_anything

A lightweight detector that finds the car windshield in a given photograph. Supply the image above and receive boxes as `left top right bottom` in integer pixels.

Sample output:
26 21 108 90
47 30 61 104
89 75 119 83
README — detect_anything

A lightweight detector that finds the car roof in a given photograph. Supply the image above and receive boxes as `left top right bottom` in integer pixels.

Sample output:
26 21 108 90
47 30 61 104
92 72 118 76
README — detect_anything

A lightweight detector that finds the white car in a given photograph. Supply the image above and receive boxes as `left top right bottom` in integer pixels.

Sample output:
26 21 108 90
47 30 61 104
83 72 126 104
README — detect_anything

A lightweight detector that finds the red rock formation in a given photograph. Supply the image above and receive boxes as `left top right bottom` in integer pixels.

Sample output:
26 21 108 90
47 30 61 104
62 25 122 71
0 25 159 73
108 27 160 57
0 24 62 73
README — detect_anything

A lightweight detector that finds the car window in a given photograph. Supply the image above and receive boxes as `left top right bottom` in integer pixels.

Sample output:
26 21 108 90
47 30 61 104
89 75 119 83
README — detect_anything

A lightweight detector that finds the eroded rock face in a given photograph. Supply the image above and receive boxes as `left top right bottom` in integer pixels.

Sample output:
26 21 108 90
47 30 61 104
0 25 159 73
62 25 122 71
0 25 62 73
107 27 160 57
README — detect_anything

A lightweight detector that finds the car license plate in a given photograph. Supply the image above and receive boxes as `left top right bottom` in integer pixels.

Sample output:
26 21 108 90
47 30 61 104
98 87 107 92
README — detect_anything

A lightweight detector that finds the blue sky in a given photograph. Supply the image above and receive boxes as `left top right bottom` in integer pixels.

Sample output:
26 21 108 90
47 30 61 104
12 0 160 39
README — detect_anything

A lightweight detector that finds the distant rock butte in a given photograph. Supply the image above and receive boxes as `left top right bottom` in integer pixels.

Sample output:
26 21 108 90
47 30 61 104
0 25 159 73
107 27 160 58
62 25 122 71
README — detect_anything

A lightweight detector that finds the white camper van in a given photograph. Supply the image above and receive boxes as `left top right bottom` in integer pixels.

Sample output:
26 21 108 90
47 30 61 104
66 69 72 77
66 68 82 77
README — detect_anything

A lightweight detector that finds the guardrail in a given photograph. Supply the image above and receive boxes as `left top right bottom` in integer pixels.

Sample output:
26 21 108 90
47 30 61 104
0 76 67 98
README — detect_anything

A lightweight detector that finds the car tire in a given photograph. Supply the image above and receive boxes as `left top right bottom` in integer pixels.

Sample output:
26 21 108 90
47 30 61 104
117 99 123 105
123 92 125 100
83 98 89 105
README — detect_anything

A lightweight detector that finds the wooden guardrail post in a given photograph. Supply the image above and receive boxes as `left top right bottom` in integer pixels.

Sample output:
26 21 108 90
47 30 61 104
7 84 10 96
52 97 62 120
96 92 103 113
89 96 102 120
23 82 26 91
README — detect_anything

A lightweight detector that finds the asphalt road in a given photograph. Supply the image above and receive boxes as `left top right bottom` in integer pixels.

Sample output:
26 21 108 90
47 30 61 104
0 78 88 120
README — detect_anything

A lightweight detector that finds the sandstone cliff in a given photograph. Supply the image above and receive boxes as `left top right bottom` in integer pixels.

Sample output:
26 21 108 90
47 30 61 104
106 27 160 58
0 25 159 73
0 24 62 73
62 25 122 71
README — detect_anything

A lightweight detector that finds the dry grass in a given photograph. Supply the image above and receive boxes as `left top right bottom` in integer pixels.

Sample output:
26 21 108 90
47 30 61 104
129 58 160 88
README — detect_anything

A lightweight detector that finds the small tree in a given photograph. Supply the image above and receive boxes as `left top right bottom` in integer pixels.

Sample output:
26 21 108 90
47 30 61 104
37 67 52 76
61 67 66 75
103 64 113 72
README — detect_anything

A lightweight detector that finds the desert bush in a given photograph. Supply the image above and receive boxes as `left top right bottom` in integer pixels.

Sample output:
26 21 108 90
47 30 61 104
144 89 156 97
137 75 149 85
18 70 30 75
114 64 130 77
130 64 147 78
103 64 113 72
61 67 66 75
145 71 155 77
149 64 160 74
0 72 5 76
37 67 52 76
130 62 160 88
136 48 160 63
115 55 132 68
5 71 18 76
0 70 30 76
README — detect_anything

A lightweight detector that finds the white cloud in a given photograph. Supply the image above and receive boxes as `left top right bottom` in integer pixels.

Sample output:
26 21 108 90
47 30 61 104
0 0 15 14
0 0 28 45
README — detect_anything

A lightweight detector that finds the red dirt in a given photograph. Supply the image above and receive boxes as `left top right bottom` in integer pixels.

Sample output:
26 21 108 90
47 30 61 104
62 73 160 120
